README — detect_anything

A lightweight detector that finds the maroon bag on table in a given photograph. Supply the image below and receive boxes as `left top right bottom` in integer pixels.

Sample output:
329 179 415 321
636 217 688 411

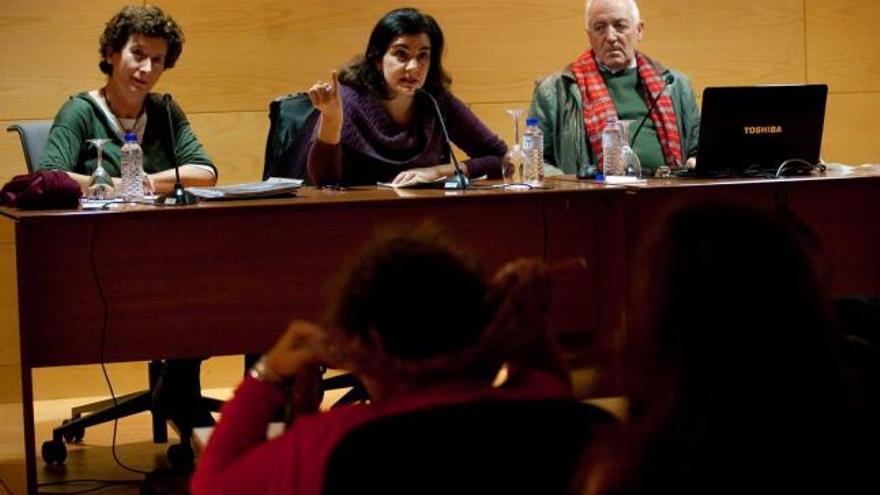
0 170 82 209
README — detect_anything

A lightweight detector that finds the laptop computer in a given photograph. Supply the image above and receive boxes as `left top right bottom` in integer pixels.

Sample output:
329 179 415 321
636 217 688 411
692 84 828 177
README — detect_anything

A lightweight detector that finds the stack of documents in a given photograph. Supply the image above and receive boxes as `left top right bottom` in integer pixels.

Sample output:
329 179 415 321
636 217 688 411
189 178 302 200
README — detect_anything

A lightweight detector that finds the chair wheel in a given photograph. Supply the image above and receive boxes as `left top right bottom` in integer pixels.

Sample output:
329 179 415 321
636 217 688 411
61 418 85 443
41 439 67 465
166 443 194 471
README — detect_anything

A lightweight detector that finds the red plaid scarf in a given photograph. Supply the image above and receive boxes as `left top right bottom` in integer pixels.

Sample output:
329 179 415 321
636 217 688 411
570 50 683 168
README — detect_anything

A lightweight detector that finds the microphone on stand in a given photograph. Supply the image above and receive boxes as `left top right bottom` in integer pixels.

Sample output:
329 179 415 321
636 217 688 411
630 73 676 147
162 94 197 205
416 88 469 190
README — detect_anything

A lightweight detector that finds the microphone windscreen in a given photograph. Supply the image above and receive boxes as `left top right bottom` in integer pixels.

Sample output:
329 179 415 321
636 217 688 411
662 74 676 95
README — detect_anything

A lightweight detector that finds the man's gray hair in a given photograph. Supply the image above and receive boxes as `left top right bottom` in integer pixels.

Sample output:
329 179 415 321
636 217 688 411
585 0 642 28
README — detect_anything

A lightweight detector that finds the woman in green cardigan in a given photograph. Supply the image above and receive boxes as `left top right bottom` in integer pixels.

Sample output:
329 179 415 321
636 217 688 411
37 5 217 194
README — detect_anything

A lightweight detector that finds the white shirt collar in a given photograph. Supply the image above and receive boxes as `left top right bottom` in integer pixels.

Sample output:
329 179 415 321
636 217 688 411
598 56 638 75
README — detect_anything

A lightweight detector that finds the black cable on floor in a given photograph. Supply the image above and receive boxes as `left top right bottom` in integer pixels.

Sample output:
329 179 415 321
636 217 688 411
88 220 149 478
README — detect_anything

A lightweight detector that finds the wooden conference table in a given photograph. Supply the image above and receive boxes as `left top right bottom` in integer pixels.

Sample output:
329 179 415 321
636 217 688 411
2 171 880 493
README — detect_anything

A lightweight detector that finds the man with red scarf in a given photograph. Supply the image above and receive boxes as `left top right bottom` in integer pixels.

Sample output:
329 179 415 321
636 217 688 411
530 0 699 177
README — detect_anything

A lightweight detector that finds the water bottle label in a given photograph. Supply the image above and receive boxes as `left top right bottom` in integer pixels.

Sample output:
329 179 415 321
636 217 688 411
120 144 144 201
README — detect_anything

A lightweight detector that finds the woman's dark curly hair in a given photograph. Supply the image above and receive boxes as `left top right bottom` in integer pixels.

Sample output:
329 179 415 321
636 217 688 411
98 5 184 75
329 225 489 361
338 7 452 99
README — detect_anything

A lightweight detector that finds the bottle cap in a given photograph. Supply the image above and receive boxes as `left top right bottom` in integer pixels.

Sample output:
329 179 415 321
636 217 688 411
124 131 137 142
525 117 539 126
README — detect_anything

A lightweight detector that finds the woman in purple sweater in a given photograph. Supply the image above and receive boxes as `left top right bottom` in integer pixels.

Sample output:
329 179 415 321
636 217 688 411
306 8 507 186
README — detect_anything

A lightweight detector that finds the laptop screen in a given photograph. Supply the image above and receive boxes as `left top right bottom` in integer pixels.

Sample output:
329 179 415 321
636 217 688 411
694 84 828 177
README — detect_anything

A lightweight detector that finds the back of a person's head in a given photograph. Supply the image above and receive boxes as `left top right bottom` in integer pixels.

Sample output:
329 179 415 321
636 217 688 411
610 202 850 493
330 226 489 361
651 203 839 399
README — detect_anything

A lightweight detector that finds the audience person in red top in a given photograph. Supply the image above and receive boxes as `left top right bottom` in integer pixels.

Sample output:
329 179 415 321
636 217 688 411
579 203 863 494
190 226 574 495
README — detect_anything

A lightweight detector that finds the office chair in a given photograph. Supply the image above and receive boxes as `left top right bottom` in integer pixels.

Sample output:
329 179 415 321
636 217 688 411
44 360 226 468
7 121 223 469
263 92 320 181
322 399 617 495
7 121 53 172
260 94 369 407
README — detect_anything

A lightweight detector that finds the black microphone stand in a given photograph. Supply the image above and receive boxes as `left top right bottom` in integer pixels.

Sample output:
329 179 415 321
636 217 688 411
417 89 469 190
169 170 198 206
163 94 198 205
630 73 675 148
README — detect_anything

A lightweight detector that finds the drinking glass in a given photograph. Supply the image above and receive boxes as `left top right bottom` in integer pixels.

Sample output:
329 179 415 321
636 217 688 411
619 121 642 179
142 172 155 198
86 138 115 199
502 108 529 184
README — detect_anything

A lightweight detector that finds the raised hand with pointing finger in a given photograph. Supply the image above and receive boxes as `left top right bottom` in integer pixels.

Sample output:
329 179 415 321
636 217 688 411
308 70 343 145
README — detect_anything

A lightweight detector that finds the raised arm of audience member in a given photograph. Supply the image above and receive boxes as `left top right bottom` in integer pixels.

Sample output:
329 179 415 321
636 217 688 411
191 225 573 495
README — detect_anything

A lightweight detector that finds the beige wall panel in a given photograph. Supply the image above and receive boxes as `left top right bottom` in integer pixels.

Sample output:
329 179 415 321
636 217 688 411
31 355 244 401
200 355 245 390
33 363 151 401
0 366 23 404
638 0 806 93
14 0 805 117
0 399 26 495
0 220 19 370
0 0 127 121
158 0 588 110
186 110 268 185
0 368 18 404
429 1 586 104
445 0 806 104
806 0 880 93
822 92 880 165
0 218 22 491
468 101 532 149
156 0 382 113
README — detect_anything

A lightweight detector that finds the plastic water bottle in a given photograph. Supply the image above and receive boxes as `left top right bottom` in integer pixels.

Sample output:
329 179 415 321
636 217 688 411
120 131 144 201
602 116 625 178
522 117 544 185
